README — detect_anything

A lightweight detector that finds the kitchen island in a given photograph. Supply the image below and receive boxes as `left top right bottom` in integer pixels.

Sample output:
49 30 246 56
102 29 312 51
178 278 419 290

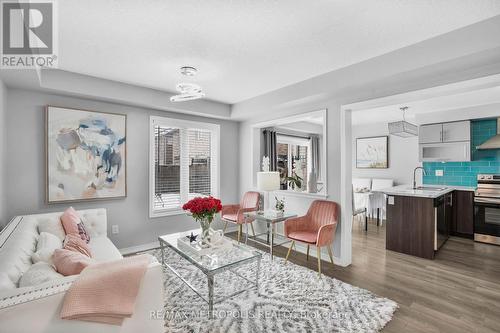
378 185 474 259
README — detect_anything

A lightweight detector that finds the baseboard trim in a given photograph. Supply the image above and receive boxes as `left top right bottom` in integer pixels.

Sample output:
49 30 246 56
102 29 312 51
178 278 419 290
119 241 160 255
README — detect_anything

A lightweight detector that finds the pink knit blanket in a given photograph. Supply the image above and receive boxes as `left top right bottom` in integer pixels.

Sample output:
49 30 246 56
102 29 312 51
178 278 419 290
60 254 152 326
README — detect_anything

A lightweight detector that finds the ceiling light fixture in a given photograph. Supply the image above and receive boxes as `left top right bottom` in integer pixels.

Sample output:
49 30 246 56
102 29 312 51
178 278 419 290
170 83 206 102
388 106 418 137
170 66 205 102
180 66 198 76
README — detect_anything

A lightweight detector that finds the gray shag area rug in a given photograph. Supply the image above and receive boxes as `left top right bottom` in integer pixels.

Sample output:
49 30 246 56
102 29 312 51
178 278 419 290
144 248 397 333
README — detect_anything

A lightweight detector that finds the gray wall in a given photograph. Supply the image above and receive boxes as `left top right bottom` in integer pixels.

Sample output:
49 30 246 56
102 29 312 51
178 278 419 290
0 80 6 225
4 88 239 249
352 122 420 185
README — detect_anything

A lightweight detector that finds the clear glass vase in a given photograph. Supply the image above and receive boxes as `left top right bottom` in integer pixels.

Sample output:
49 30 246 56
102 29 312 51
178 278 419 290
199 217 213 247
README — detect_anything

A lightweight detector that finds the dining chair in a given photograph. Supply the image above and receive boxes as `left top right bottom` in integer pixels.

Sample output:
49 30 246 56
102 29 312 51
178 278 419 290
352 186 368 231
370 178 394 224
220 191 260 242
284 200 339 277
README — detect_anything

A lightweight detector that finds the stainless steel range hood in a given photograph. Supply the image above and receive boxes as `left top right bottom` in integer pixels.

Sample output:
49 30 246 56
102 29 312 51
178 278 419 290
477 118 500 150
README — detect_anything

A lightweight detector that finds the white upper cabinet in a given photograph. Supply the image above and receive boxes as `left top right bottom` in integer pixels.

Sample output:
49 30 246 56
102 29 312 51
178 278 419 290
418 120 471 162
419 123 443 144
419 121 470 144
419 142 471 162
442 121 471 142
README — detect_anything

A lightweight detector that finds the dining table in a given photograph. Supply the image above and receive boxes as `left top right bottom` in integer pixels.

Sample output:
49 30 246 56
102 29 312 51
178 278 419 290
354 190 386 225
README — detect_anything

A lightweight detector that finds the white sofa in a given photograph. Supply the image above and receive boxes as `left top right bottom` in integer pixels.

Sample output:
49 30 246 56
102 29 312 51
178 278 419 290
0 208 164 333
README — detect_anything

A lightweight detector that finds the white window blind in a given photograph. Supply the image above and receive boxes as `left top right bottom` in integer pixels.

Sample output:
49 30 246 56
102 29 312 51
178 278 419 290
150 117 220 217
153 127 181 210
187 129 213 200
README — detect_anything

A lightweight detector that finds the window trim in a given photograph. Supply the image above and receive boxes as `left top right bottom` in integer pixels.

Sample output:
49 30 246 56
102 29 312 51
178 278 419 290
149 116 220 218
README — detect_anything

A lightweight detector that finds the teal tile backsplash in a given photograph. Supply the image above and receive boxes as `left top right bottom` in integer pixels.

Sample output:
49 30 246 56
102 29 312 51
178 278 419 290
423 161 500 187
423 119 500 187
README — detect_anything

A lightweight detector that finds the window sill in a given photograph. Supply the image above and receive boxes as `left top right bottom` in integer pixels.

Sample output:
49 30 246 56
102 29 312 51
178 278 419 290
273 190 328 199
150 209 185 219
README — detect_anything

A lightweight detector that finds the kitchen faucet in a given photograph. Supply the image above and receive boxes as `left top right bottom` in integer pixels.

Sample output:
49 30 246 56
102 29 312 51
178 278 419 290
413 166 427 189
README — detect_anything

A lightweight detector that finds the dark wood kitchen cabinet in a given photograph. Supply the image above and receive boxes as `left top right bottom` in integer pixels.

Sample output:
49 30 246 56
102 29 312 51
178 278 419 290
386 194 450 260
451 190 474 238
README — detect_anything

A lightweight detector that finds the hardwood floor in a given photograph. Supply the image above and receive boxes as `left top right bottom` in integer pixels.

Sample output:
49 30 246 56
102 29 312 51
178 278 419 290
230 219 500 332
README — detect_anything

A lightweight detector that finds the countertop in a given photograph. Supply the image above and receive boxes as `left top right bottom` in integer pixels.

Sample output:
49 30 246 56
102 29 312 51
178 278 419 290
374 184 476 199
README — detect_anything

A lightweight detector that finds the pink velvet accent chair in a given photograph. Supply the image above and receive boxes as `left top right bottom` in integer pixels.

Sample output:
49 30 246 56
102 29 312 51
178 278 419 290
221 191 260 242
284 200 339 277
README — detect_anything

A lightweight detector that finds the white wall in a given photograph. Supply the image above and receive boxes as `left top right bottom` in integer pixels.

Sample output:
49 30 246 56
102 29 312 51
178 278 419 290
0 80 6 226
352 122 420 185
415 102 500 124
3 88 240 249
3 69 232 119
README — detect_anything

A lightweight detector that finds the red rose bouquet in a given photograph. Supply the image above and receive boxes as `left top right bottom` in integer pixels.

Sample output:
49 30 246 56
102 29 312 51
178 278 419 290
182 196 222 223
183 197 222 245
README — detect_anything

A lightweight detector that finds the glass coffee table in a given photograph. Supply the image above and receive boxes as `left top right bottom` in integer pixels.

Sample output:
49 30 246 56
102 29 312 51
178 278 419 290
158 231 261 318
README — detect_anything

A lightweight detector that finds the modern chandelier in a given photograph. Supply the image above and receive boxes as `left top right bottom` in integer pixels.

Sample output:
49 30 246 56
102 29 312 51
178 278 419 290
170 66 206 102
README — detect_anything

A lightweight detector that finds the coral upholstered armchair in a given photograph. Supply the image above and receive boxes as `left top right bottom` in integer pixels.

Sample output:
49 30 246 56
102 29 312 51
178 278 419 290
284 200 339 276
221 191 260 242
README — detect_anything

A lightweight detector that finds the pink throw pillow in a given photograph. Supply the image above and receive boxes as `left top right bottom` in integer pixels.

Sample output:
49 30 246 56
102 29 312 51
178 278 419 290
64 234 92 258
53 249 94 276
60 207 80 235
60 207 90 243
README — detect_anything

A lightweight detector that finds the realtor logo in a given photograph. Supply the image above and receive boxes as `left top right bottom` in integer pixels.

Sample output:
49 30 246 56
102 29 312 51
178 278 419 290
1 0 58 68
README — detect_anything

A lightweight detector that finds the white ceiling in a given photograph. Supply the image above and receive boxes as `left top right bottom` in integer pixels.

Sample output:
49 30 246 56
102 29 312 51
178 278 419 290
57 0 500 104
351 85 500 125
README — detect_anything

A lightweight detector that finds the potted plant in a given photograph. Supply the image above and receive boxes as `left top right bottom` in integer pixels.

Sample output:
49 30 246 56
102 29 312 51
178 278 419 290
182 196 222 246
284 172 303 191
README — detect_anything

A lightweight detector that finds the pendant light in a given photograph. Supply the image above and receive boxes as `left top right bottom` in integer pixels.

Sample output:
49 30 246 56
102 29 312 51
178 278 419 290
388 106 418 137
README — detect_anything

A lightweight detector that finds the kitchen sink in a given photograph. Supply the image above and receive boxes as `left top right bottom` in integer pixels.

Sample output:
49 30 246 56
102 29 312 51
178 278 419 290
408 186 447 191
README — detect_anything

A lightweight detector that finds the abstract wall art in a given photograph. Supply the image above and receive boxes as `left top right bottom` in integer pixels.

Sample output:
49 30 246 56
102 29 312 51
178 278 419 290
46 106 127 203
356 136 388 169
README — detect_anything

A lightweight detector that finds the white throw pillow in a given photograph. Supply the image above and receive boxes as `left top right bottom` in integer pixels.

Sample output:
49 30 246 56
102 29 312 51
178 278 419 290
0 273 16 291
38 217 66 241
19 262 64 288
31 232 62 266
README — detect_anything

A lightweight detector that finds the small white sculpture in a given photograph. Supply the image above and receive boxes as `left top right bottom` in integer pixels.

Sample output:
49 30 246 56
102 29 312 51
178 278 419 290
262 156 270 172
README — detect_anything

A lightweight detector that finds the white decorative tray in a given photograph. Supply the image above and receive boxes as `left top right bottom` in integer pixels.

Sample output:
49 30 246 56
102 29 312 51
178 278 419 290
177 235 233 257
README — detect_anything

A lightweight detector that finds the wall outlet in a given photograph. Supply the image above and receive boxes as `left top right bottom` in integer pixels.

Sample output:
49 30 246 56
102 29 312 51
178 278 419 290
111 225 119 234
435 170 444 177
